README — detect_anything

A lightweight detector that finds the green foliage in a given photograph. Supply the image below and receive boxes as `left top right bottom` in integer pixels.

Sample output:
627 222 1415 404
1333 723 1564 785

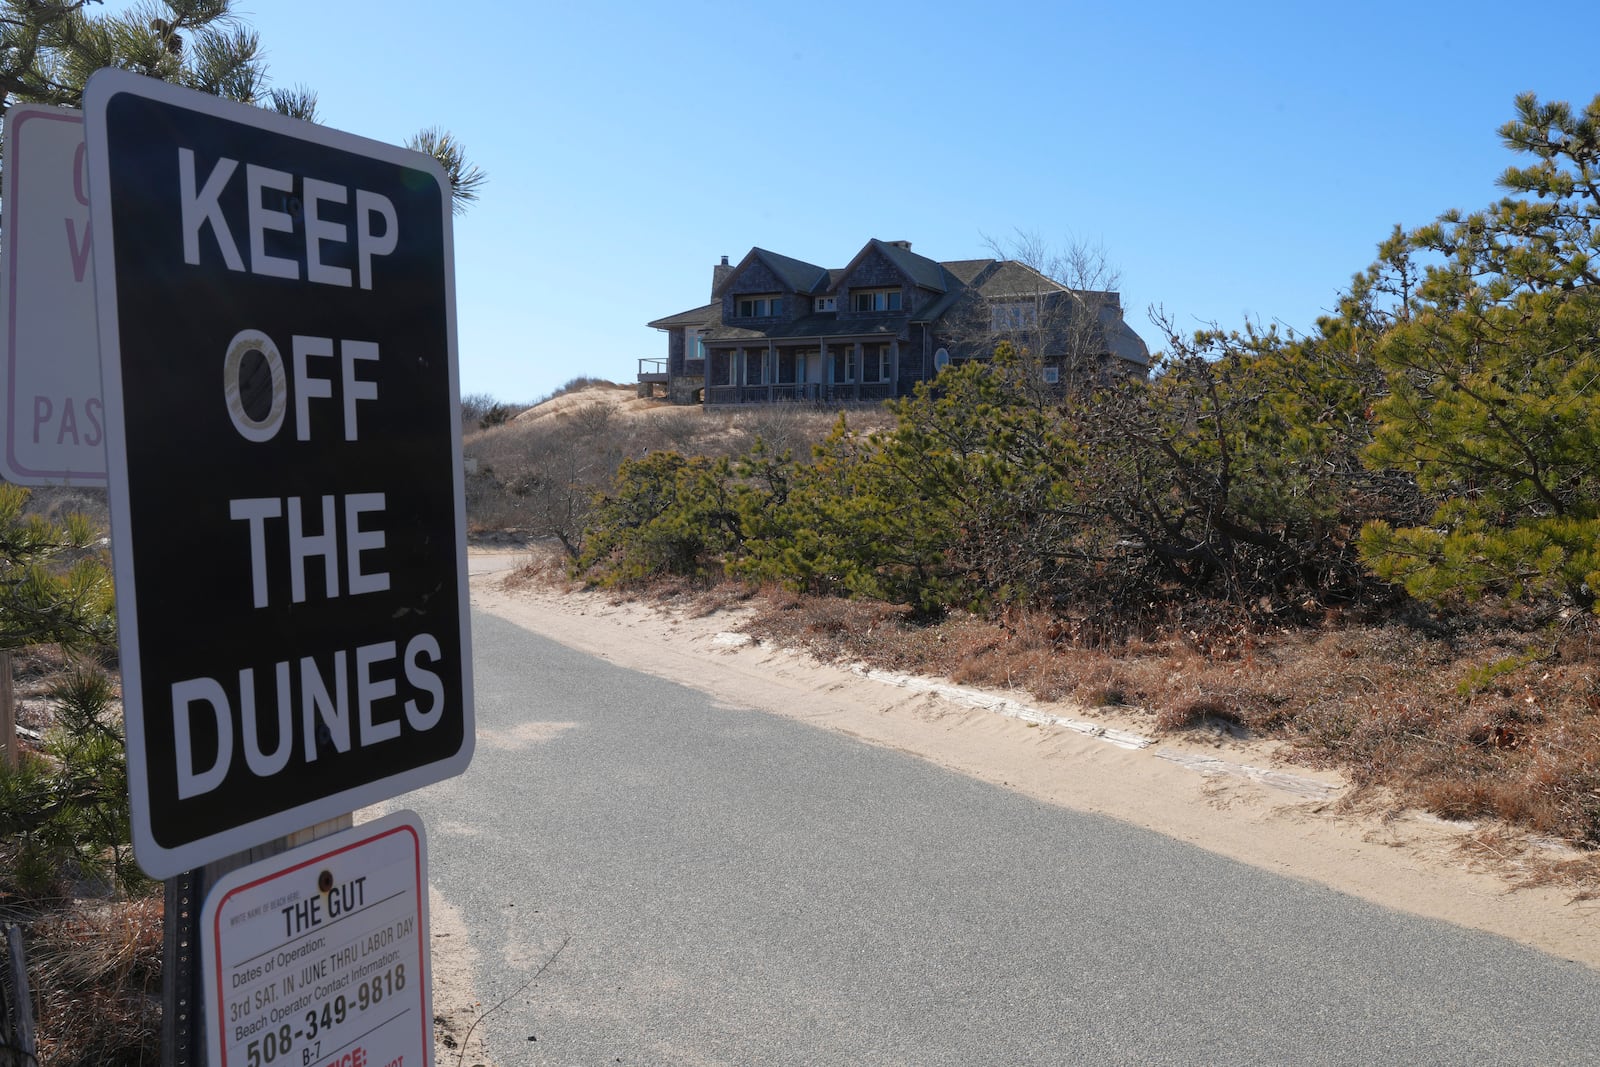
869 347 1085 611
407 126 487 215
1455 643 1550 696
0 487 118 898
0 1 269 113
1079 321 1396 607
733 418 969 611
728 350 1093 614
0 663 137 896
574 336 1398 619
1360 91 1600 612
574 451 743 585
0 483 114 651
0 0 485 214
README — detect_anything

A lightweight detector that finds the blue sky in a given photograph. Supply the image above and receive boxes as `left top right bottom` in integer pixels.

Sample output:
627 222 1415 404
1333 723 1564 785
223 0 1599 403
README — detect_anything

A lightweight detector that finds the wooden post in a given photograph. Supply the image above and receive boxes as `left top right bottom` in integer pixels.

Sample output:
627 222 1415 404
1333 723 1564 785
2 923 38 1067
0 652 15 774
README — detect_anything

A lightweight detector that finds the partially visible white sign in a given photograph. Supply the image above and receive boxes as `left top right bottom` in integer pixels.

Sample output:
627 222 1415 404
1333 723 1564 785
0 105 107 485
201 811 432 1067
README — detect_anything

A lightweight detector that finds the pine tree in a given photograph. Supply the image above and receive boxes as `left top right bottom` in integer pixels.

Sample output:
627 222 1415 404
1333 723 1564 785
1360 92 1600 612
0 0 485 218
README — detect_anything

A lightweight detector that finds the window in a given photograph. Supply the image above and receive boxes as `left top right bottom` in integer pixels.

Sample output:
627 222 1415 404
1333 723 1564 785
862 344 891 383
991 302 1038 330
815 296 836 312
853 289 902 313
1041 366 1060 385
737 295 783 317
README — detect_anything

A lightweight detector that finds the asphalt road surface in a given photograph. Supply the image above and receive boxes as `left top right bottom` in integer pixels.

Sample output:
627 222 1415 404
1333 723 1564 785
404 609 1600 1065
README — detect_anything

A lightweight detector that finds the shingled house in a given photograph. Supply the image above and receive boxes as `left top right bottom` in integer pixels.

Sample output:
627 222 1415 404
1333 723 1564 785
642 238 1150 406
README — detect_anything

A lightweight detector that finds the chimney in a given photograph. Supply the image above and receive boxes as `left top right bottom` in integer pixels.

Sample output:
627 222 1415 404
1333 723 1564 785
712 255 732 300
888 240 912 250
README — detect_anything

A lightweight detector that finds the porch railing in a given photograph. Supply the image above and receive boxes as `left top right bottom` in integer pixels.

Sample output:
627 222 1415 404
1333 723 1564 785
704 382 896 407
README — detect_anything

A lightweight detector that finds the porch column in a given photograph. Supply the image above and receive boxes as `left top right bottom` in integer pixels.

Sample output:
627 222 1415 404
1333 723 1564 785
891 341 901 395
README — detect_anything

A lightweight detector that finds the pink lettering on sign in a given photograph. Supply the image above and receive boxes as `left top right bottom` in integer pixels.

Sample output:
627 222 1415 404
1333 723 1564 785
65 140 92 281
65 218 91 282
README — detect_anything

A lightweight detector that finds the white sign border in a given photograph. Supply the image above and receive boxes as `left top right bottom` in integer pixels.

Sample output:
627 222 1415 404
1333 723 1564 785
200 810 433 1067
83 68 474 878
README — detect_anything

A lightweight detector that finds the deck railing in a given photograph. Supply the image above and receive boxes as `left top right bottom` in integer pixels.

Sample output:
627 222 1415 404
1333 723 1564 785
704 382 895 407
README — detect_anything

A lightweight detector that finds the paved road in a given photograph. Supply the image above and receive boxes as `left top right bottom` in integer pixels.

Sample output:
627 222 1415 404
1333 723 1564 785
405 610 1600 1065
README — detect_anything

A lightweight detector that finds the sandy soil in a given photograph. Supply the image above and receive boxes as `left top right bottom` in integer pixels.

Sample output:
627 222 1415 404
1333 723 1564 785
461 552 1600 976
507 384 666 422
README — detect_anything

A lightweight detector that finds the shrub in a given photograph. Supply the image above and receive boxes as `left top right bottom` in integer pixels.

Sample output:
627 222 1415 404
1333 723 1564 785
0 663 137 897
574 452 744 585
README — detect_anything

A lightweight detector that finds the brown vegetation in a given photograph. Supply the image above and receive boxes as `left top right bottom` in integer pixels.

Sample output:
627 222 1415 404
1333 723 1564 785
737 590 1600 849
3 639 159 1067
24 895 163 1066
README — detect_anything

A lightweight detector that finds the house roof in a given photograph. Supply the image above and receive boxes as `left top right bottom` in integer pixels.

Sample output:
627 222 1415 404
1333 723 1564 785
647 302 721 330
871 239 949 292
940 259 994 286
712 247 830 299
833 238 950 295
1095 300 1152 366
702 311 908 344
972 260 1070 300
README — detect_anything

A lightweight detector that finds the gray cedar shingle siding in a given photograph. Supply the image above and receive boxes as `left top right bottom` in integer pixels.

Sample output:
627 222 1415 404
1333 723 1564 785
744 248 831 295
722 260 787 323
668 328 684 376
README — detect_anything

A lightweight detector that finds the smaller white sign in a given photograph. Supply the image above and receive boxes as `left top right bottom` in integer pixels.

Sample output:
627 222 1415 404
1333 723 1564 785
201 811 432 1067
0 105 107 485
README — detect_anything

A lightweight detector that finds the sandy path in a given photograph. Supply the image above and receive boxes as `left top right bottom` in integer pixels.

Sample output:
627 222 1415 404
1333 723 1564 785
460 554 1600 974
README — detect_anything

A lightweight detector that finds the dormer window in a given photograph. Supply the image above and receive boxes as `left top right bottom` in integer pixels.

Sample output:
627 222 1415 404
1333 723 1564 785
737 295 783 317
853 289 902 312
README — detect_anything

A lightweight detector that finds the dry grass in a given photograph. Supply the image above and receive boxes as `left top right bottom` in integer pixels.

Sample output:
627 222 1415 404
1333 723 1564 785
729 592 1600 852
23 894 163 1066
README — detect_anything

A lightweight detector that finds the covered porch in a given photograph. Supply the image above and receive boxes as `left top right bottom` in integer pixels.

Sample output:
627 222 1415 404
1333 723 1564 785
703 338 900 406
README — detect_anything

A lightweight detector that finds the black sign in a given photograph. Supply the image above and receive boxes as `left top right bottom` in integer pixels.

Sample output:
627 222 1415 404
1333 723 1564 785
85 70 473 877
